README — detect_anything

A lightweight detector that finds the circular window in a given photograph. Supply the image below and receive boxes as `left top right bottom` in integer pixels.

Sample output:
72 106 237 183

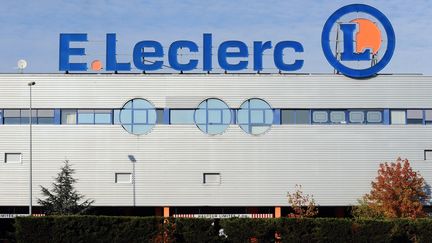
237 98 273 135
120 98 156 135
194 98 231 135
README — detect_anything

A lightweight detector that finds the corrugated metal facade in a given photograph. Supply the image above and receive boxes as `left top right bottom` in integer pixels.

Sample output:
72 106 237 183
0 74 431 207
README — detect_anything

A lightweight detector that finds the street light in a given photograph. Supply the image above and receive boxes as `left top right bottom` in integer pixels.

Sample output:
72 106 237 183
128 155 137 207
28 81 36 216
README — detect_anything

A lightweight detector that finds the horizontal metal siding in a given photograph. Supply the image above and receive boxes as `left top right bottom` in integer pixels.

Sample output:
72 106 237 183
0 74 431 108
0 74 431 207
0 125 431 206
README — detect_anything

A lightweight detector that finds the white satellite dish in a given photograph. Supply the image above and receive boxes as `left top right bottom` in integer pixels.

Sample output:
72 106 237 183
17 59 28 70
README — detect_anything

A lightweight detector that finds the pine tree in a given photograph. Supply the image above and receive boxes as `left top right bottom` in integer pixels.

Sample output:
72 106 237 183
37 160 94 215
362 158 429 218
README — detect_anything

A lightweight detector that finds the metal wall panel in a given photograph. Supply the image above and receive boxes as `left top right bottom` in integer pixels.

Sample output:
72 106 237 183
0 74 431 207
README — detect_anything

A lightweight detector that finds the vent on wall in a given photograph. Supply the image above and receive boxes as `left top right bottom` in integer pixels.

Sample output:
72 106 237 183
115 173 132 183
203 173 221 184
424 150 432 160
4 153 22 164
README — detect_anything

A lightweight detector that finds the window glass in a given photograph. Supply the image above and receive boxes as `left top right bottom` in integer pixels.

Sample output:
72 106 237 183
38 117 54 124
4 118 20 124
407 110 423 124
281 110 296 124
349 111 365 123
330 111 346 123
62 110 77 124
94 110 112 124
120 99 156 135
237 98 273 135
425 110 432 124
195 98 231 135
170 110 195 124
156 109 164 124
296 110 310 124
4 110 20 117
37 109 54 117
390 110 405 124
194 98 231 135
77 110 94 124
20 117 37 124
20 110 37 117
367 111 383 123
312 111 328 123
113 109 121 124
425 110 432 121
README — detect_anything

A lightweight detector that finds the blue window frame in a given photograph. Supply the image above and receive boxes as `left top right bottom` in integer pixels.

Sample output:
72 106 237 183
120 99 156 135
194 98 231 135
237 98 273 135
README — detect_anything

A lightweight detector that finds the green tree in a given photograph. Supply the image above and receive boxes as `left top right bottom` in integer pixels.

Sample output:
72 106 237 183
37 160 94 215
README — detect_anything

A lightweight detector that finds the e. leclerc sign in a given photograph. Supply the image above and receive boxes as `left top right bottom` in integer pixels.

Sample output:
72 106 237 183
59 4 395 78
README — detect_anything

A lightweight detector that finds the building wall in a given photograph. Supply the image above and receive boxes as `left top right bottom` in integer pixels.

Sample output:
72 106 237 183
0 74 431 207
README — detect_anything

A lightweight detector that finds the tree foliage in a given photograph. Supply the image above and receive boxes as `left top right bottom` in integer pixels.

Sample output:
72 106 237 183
287 184 318 218
359 158 430 219
37 160 94 215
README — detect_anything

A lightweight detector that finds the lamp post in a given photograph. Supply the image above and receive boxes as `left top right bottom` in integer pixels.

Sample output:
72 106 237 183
28 81 36 216
128 155 137 207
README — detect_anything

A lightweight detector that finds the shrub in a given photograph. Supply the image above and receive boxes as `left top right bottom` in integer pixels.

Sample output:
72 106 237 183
220 218 276 242
13 216 432 243
15 216 163 243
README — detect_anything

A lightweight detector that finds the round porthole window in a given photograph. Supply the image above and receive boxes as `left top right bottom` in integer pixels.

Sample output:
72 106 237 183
194 98 231 135
237 98 273 135
120 98 157 135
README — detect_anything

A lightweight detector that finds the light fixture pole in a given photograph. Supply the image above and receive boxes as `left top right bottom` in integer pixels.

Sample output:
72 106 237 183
28 81 36 216
128 155 137 207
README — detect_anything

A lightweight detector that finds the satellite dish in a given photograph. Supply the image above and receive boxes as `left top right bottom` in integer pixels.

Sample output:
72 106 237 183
17 59 28 70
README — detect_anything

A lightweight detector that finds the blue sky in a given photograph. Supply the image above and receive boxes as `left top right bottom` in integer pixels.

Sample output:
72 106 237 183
0 0 431 74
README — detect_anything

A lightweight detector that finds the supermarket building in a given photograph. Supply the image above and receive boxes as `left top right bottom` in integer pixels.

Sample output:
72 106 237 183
0 4 431 217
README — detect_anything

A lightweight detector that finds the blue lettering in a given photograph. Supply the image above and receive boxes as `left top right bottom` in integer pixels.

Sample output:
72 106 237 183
168 41 199 71
203 33 212 72
106 33 131 71
273 41 304 71
253 41 272 71
133 41 164 71
340 23 370 61
59 33 88 71
218 41 248 71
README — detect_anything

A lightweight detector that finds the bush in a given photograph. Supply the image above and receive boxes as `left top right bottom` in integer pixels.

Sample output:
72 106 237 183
221 218 276 242
13 216 432 243
15 216 163 243
275 218 316 243
171 218 222 243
